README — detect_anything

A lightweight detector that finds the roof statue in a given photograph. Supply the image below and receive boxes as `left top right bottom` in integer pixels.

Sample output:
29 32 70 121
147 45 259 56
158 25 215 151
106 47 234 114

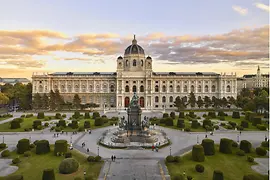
130 92 139 107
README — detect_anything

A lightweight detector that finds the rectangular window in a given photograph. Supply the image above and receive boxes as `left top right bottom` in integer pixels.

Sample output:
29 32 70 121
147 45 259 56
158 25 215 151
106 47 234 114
141 81 143 83
156 81 158 83
126 81 128 83
133 81 136 83
163 81 165 83
170 81 173 83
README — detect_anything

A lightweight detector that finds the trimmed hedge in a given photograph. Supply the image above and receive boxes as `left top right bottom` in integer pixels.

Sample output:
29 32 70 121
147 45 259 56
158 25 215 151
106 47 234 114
219 138 232 154
177 119 185 128
37 112 45 119
92 112 100 119
10 119 21 129
255 147 267 156
73 111 80 119
58 120 66 127
33 120 42 129
36 140 50 154
163 113 169 118
252 117 262 126
84 121 91 128
87 156 95 162
1 150 10 157
84 112 90 119
0 143 6 149
208 111 216 118
5 175 24 180
232 111 240 119
202 139 215 156
192 145 205 162
189 111 196 118
12 158 20 164
165 117 174 126
240 140 252 153
261 141 269 147
195 164 204 173
42 168 55 180
179 112 185 118
166 155 174 163
245 111 255 121
170 112 176 119
203 119 212 129
55 113 62 119
94 117 104 126
247 156 254 162
191 120 199 129
236 150 245 156
240 121 249 128
71 120 79 129
59 158 79 174
17 139 30 154
256 124 267 130
54 140 67 155
213 170 224 180
218 111 225 117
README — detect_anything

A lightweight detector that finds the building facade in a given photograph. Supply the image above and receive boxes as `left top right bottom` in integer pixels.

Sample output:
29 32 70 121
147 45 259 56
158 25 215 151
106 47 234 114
32 36 237 110
237 66 269 94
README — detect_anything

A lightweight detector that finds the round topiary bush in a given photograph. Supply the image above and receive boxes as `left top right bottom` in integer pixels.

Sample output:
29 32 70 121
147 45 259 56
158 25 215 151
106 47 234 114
232 111 240 119
165 117 174 126
195 164 204 173
10 119 21 129
12 158 20 164
59 158 79 174
1 150 10 157
170 112 176 119
252 117 262 126
241 120 249 128
94 117 104 126
247 156 254 162
213 170 224 180
36 140 50 154
202 139 215 156
189 111 196 118
218 111 225 117
219 138 232 154
24 151 31 157
0 143 6 149
5 175 24 180
203 119 212 129
236 150 245 156
92 111 100 119
73 111 80 119
166 155 175 163
42 168 55 180
87 156 95 162
37 112 45 119
54 140 67 156
177 119 185 128
17 139 30 154
33 120 42 129
191 120 199 129
184 127 191 132
174 156 181 163
84 121 91 128
58 120 66 127
70 120 79 129
95 155 102 162
240 140 252 153
261 141 269 147
255 147 267 156
84 112 90 119
208 111 216 118
179 112 185 118
192 145 205 162
65 152 72 158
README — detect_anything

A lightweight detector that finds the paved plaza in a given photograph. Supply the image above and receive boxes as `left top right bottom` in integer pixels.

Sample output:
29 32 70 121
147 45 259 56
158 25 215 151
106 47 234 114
0 112 269 178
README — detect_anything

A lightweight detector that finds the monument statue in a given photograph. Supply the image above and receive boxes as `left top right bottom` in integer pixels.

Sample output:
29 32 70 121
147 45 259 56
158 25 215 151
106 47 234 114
127 92 142 131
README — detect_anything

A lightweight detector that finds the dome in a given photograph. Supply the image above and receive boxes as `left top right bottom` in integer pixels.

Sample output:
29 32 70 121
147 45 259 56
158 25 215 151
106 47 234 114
124 35 145 55
146 56 152 59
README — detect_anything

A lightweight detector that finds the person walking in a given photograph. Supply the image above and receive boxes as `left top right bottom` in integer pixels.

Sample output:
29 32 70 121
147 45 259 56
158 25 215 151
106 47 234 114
113 155 116 161
152 144 154 151
87 148 89 153
111 155 114 162
240 131 242 135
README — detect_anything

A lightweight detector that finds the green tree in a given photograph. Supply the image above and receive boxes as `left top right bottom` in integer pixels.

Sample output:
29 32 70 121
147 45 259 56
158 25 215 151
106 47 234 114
174 96 186 112
204 96 211 108
0 93 9 105
196 98 204 109
54 89 64 110
228 96 236 106
243 100 256 112
42 94 49 109
254 90 269 113
73 94 81 110
33 93 42 110
49 90 56 110
221 97 228 108
188 92 196 108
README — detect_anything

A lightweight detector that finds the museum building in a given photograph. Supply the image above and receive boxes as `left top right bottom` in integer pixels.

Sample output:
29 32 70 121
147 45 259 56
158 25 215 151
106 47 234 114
32 36 237 110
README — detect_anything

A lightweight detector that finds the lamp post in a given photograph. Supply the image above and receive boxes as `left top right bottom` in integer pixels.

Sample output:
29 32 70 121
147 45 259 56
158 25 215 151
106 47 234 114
97 145 100 156
170 146 172 156
2 135 4 143
29 136 31 143
197 135 199 144
237 134 240 143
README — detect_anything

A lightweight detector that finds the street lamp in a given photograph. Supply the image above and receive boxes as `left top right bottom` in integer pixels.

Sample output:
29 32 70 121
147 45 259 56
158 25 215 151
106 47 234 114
237 135 240 143
29 136 31 143
2 135 4 143
169 146 172 156
97 145 100 156
197 135 199 144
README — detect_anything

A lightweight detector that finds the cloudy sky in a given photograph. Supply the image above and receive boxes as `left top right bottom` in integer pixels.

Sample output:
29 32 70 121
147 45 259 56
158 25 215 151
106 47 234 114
0 0 269 79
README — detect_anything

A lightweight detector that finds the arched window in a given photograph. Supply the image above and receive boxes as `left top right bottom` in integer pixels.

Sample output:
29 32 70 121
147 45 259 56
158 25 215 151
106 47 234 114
75 85 79 93
140 85 144 92
162 85 166 92
155 85 159 92
126 60 129 67
226 85 231 92
169 96 173 102
110 85 115 92
141 60 143 67
205 85 208 92
103 84 107 92
38 85 43 93
68 85 72 92
191 85 194 92
133 59 136 66
169 85 173 92
82 96 86 103
162 96 166 103
89 85 93 92
176 85 180 92
211 85 216 92
96 85 100 92
155 96 159 103
198 96 202 100
133 85 136 92
125 85 129 92
81 85 86 92
54 85 58 91
198 85 201 92
184 85 187 92
61 85 65 92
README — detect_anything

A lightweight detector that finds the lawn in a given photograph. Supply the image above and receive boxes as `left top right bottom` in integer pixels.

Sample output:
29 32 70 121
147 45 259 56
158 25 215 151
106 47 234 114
0 146 103 180
0 117 38 132
166 145 269 180
0 117 10 122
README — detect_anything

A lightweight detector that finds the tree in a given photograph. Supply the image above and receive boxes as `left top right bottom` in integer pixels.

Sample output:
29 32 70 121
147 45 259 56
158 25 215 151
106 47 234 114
240 88 252 98
212 97 221 109
188 92 196 108
54 89 64 110
243 100 256 112
0 93 9 105
73 94 81 110
42 94 49 109
174 97 186 112
196 98 204 109
32 93 42 110
204 96 211 108
49 90 56 110
254 90 269 113
228 96 236 106
221 97 228 109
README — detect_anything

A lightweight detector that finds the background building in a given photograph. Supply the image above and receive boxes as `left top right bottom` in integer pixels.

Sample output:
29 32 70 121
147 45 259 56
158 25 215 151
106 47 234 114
0 78 30 86
32 36 237 110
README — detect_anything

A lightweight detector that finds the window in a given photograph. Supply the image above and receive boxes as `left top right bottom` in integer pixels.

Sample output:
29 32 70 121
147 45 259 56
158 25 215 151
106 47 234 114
226 85 231 92
141 60 143 66
169 85 173 92
126 60 129 66
170 81 173 83
191 81 194 83
89 85 93 92
162 96 166 103
197 85 201 92
205 85 209 92
61 85 65 92
110 85 115 92
68 85 72 92
198 81 201 83
96 85 100 92
133 59 136 66
75 85 79 93
38 85 43 93
162 85 166 92
211 85 216 92
191 85 194 92
205 81 208 83
169 96 173 102
133 85 137 92
141 81 143 83
103 84 107 92
82 96 86 103
184 85 187 92
155 85 159 92
133 81 136 83
81 85 86 92
163 81 165 83
155 96 159 103
39 81 42 83
176 85 180 92
140 85 144 92
54 85 58 91
125 85 129 92
155 81 158 83
126 81 129 83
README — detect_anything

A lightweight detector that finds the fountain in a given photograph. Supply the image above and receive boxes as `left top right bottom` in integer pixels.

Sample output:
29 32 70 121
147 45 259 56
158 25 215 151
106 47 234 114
99 93 169 149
